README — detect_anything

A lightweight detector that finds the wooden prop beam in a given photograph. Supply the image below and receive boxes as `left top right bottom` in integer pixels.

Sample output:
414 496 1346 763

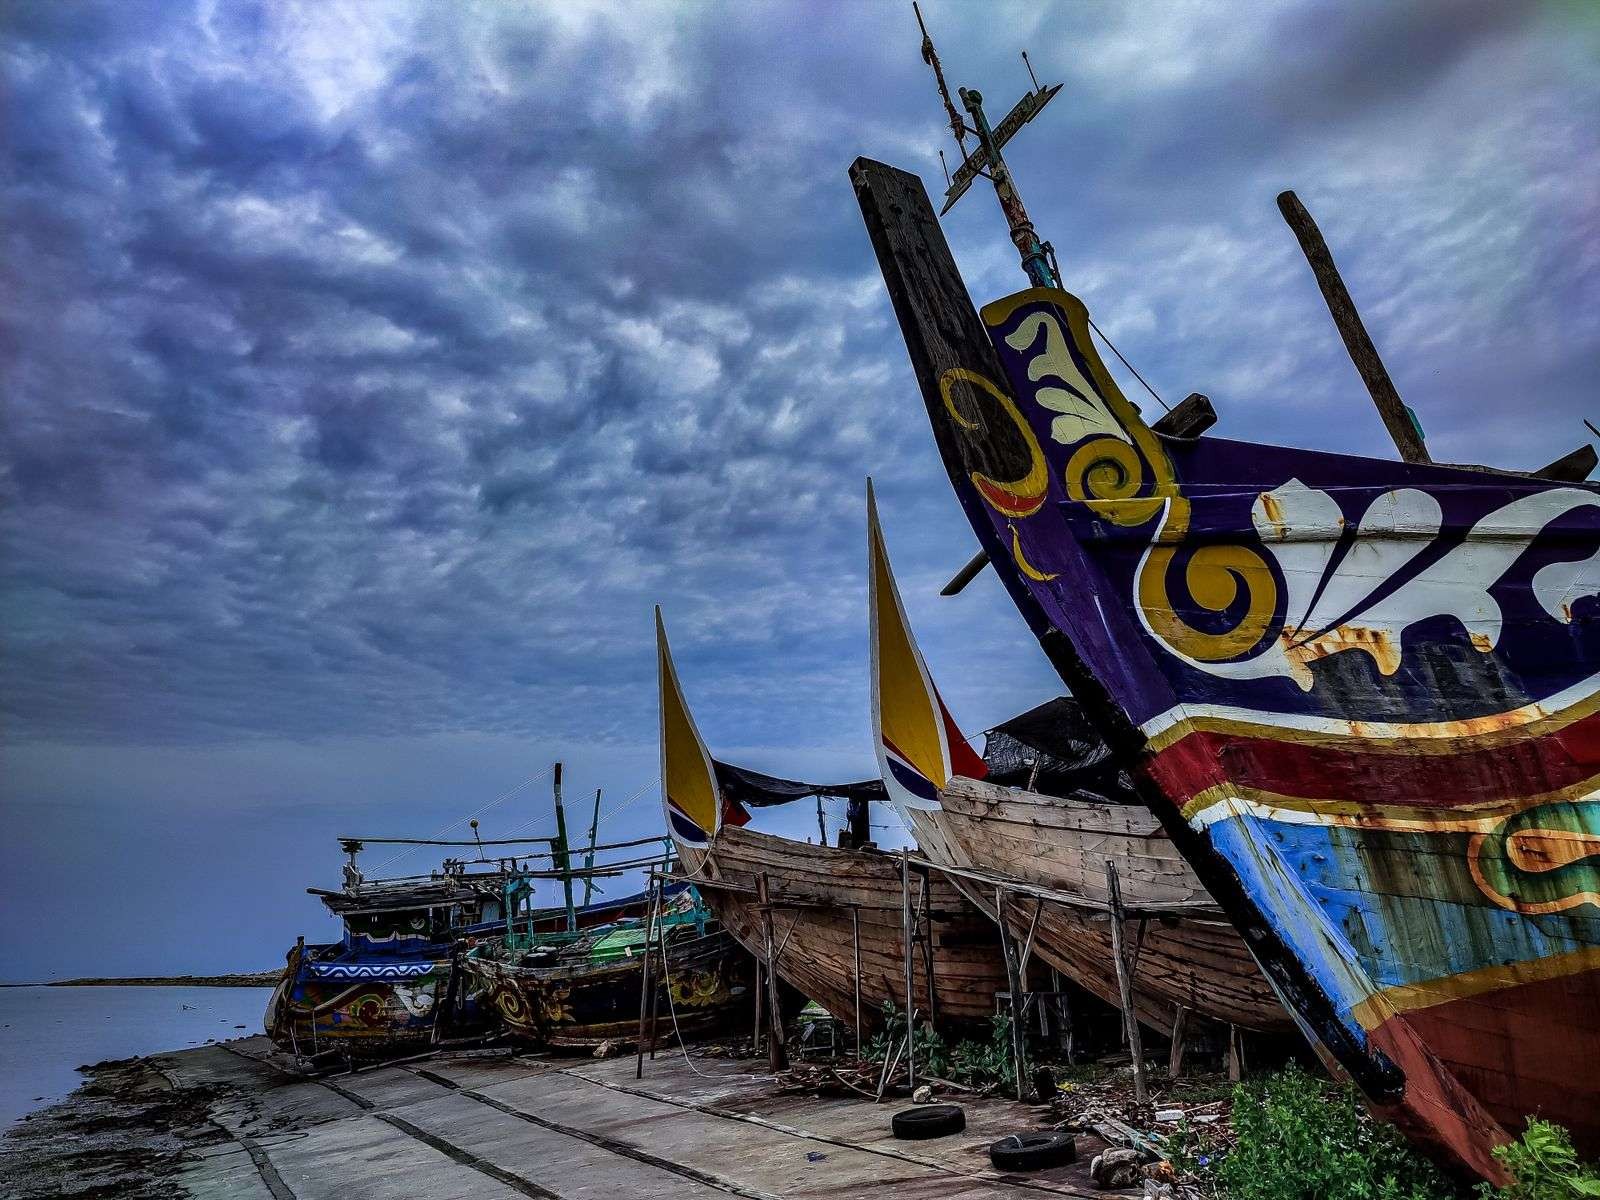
634 878 660 1079
1168 1005 1190 1080
995 887 1030 1101
1277 190 1430 464
757 873 788 1073
940 548 990 596
1105 860 1149 1104
901 852 916 1093
851 906 863 1054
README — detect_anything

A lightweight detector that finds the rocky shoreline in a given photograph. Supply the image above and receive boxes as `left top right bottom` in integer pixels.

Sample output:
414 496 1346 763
0 1054 230 1199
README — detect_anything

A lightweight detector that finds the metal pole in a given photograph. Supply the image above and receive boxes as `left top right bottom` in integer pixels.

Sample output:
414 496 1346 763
1277 189 1429 464
552 763 577 932
1104 860 1148 1104
582 787 602 905
960 87 1058 288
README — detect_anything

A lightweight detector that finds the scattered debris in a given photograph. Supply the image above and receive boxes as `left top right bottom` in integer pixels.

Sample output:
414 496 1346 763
1090 1146 1144 1189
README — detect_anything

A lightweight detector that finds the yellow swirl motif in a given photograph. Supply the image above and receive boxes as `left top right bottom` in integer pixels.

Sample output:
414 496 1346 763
973 288 1280 665
1065 436 1165 526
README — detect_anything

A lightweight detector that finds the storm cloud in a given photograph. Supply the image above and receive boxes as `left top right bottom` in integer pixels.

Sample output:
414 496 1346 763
2 0 1597 977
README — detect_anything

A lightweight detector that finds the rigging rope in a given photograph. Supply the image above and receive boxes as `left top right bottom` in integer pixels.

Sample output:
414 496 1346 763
369 765 552 875
1087 316 1171 413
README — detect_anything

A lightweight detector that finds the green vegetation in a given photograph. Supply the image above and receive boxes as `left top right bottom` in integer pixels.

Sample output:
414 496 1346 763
1171 1063 1458 1200
861 1003 1015 1090
1476 1120 1600 1200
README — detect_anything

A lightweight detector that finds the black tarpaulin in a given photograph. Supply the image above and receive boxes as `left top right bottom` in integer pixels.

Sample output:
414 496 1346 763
981 696 1135 798
711 760 887 808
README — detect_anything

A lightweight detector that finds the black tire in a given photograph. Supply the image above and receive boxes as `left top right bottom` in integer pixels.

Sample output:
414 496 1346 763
988 1131 1078 1171
891 1103 966 1140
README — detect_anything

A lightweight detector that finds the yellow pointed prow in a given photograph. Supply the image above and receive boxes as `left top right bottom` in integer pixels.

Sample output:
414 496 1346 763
656 606 720 850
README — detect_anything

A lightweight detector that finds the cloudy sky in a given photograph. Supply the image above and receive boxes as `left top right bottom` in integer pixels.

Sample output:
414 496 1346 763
3 0 1597 980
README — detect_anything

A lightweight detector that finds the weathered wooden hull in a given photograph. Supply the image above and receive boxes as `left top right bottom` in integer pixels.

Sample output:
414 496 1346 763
464 927 751 1049
854 157 1600 1179
909 778 1289 1033
679 824 1013 1035
265 942 467 1060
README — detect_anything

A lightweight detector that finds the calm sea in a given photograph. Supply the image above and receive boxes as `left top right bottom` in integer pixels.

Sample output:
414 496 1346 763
0 985 276 1132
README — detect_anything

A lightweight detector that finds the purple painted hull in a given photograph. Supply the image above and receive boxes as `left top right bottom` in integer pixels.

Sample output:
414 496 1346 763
854 158 1600 1181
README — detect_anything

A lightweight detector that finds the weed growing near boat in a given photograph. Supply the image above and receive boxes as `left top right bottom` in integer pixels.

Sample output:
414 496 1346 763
1172 1063 1458 1200
862 1003 1016 1090
1476 1120 1600 1200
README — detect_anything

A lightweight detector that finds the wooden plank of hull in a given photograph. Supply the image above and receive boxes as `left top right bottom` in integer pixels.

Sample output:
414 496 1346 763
677 824 1011 1033
912 781 1290 1033
464 928 750 1049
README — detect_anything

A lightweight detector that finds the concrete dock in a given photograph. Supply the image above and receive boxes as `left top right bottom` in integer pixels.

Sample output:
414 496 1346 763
87 1037 1118 1198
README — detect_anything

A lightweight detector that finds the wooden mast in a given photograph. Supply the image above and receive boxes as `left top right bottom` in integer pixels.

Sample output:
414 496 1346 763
1277 190 1430 464
582 787 602 905
552 762 577 932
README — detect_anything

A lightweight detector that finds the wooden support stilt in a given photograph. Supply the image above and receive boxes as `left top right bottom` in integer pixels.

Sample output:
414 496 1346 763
851 906 863 1055
916 871 937 1035
646 951 662 1060
1277 189 1430 464
752 956 764 1054
757 872 788 1073
634 878 660 1080
900 852 916 1093
1168 1005 1190 1080
1105 861 1148 1105
1228 1024 1245 1082
995 886 1029 1102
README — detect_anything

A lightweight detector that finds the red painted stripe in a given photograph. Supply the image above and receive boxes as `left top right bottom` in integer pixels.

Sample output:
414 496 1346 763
1147 707 1600 809
938 695 988 780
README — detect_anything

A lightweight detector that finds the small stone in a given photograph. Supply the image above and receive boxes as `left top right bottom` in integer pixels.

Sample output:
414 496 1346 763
1091 1146 1145 1189
911 1084 933 1103
592 1039 622 1059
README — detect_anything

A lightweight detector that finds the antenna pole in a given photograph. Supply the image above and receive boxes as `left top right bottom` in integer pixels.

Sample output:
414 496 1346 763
961 87 1058 288
914 2 967 152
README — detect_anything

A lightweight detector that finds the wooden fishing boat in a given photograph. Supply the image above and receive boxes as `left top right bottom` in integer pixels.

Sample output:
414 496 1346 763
463 893 752 1049
268 847 665 1061
867 495 1289 1035
850 31 1600 1178
657 609 1015 1036
267 870 500 1061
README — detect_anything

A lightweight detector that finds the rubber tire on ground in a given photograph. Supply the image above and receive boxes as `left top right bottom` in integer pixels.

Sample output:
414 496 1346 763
988 1131 1078 1171
890 1104 966 1140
